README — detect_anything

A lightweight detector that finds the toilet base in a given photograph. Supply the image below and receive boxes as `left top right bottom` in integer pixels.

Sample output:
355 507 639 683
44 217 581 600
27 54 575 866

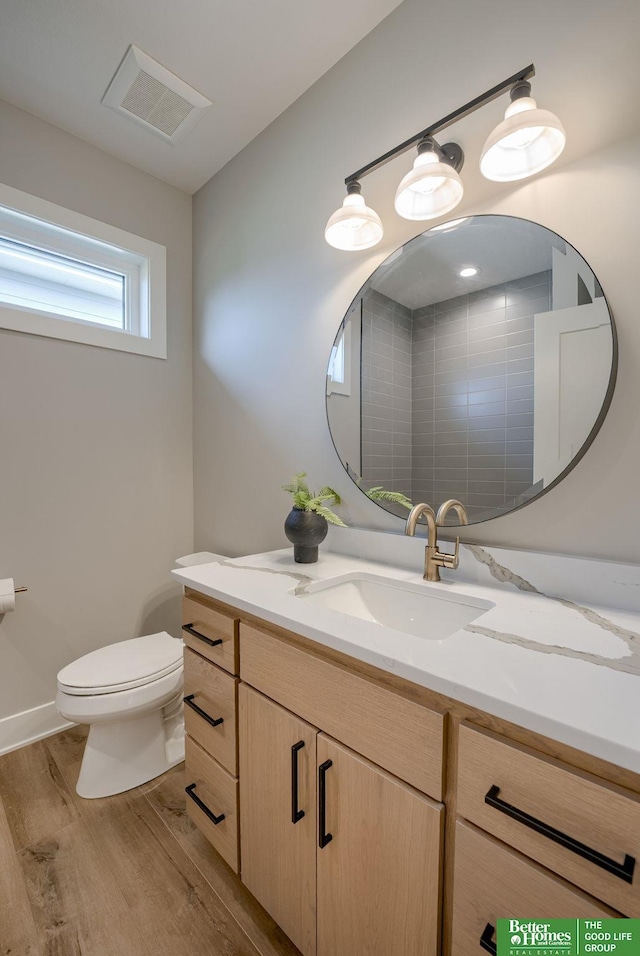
76 705 185 799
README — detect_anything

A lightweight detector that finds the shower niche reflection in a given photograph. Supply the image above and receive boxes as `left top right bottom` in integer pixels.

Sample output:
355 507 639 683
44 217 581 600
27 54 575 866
326 216 616 526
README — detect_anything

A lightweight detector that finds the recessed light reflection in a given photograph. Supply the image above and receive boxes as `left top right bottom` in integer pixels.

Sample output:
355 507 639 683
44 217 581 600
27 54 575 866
459 266 479 278
430 217 470 233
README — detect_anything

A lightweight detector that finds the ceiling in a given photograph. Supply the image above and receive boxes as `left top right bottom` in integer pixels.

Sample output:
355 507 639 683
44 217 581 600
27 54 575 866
372 216 565 309
0 0 404 194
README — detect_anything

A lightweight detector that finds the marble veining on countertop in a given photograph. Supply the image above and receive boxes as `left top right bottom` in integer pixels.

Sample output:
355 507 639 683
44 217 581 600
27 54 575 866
172 530 640 775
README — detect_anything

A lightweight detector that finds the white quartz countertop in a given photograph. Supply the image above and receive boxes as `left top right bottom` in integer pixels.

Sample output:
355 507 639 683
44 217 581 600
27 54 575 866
172 533 640 775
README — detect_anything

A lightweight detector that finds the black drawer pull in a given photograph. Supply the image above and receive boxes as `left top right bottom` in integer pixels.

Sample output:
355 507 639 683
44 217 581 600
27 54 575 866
485 784 635 883
291 741 305 824
480 922 497 955
185 783 225 825
182 622 223 647
318 759 333 848
183 694 224 728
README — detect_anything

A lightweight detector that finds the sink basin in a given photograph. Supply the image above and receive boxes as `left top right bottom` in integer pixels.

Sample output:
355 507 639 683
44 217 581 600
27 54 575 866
295 572 494 641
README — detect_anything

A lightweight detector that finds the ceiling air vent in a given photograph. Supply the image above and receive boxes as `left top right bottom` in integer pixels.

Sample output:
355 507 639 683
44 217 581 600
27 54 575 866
102 45 211 144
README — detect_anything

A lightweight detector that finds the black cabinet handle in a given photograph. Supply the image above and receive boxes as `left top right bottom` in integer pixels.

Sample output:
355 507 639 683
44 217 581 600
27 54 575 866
182 622 223 647
183 694 224 728
318 759 333 848
291 741 305 824
185 783 225 825
485 784 635 884
480 922 497 955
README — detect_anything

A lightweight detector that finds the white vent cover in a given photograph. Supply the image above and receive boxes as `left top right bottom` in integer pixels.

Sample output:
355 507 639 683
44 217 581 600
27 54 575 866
102 45 211 144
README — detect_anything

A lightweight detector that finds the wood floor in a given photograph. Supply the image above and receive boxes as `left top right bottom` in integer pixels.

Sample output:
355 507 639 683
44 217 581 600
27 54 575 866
0 727 301 956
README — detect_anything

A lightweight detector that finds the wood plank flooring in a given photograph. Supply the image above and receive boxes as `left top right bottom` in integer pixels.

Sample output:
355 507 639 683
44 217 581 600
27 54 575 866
0 727 300 956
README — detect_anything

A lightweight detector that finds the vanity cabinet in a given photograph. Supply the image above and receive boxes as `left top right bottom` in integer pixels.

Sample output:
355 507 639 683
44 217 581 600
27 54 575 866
179 587 640 956
456 722 640 916
181 590 241 873
238 682 443 956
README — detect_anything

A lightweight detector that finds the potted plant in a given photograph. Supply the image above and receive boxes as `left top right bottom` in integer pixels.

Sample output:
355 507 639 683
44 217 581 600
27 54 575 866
282 472 346 563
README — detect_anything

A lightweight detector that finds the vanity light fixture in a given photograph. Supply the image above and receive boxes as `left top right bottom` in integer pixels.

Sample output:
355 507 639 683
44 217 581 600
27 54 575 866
394 137 464 221
324 180 384 251
480 80 565 182
325 64 565 251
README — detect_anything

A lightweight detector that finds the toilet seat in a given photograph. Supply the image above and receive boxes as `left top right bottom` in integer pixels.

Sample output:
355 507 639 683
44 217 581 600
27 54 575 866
57 632 183 696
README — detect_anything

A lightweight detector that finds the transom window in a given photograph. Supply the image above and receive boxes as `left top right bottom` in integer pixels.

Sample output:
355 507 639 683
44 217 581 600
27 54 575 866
0 183 166 358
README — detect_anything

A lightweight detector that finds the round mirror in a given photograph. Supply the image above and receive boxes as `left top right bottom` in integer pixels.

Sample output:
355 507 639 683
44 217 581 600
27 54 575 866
326 215 617 525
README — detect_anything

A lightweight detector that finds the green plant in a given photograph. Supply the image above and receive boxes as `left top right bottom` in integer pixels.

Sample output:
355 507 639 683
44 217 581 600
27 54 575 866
366 486 413 510
355 478 413 511
282 472 347 526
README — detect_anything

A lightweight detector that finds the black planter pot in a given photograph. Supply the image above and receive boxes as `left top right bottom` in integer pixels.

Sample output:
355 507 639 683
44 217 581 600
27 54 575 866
284 507 328 563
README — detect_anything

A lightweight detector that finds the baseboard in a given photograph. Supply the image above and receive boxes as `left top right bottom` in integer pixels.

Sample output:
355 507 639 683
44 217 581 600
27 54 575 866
0 701 74 756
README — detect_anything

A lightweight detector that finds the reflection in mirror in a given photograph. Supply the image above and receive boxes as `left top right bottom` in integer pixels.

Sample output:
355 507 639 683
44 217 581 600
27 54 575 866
326 216 616 526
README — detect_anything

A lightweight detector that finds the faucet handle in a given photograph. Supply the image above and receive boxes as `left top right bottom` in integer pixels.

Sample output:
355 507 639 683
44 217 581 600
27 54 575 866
434 536 460 571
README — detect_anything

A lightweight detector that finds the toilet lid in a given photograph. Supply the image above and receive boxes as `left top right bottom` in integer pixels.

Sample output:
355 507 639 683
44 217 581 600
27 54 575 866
57 632 183 695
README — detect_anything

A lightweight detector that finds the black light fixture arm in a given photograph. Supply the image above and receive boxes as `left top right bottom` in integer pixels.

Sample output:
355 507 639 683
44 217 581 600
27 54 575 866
418 136 465 173
345 63 535 186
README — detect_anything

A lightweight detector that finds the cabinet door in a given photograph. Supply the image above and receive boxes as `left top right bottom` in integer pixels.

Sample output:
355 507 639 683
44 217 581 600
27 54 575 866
317 734 443 956
239 685 317 956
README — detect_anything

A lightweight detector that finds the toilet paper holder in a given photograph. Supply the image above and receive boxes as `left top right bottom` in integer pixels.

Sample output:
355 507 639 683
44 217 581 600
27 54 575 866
15 586 28 593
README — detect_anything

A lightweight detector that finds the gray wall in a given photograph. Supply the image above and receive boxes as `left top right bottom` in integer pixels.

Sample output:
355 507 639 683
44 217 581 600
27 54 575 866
192 0 640 563
0 100 193 726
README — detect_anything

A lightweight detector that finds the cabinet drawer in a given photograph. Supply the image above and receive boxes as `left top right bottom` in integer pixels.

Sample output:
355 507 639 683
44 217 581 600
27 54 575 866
457 723 640 914
452 821 619 956
184 736 239 873
240 623 444 800
182 593 238 674
184 648 238 775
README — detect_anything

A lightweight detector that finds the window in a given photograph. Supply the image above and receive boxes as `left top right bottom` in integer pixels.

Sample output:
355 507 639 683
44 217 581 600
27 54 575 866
326 321 351 396
0 183 166 358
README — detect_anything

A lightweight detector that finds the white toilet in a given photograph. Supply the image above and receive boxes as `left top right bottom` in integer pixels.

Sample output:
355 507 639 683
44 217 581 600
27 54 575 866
56 632 185 799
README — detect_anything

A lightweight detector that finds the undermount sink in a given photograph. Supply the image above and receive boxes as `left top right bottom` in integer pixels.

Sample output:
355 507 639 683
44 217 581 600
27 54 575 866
295 572 494 641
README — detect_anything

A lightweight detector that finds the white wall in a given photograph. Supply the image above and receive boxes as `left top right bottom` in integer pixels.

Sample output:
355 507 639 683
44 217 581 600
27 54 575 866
0 100 193 739
193 0 640 565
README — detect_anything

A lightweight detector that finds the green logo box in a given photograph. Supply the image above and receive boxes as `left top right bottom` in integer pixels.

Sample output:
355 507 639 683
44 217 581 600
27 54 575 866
496 918 640 955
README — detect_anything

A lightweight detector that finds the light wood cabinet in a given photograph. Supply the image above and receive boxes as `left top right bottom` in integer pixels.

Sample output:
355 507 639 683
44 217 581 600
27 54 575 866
182 596 241 873
239 684 317 956
240 622 445 800
183 647 238 775
238 685 443 956
456 722 640 914
451 821 619 956
316 734 443 956
182 590 238 674
184 736 239 871
181 588 640 956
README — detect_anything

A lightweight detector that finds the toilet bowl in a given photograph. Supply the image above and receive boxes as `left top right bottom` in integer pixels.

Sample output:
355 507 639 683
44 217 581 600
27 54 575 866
56 632 185 799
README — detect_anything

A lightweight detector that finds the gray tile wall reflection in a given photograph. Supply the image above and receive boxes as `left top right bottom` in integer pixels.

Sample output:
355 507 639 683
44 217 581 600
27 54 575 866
361 290 412 494
362 271 550 522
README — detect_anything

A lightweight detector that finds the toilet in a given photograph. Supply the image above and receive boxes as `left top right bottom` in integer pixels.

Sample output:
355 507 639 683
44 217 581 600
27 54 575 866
56 632 185 799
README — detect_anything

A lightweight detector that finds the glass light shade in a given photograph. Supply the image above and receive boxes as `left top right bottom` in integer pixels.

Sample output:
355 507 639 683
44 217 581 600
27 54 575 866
394 150 464 221
480 96 566 182
324 192 383 251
